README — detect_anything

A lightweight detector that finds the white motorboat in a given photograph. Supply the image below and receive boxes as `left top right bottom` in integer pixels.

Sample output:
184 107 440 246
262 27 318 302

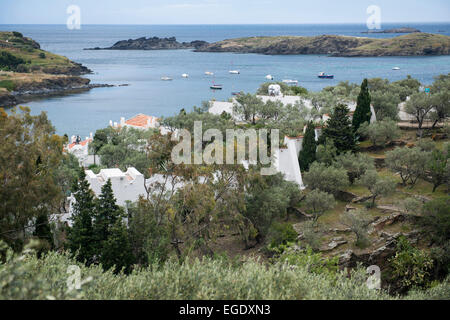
205 71 214 76
229 70 240 74
282 79 298 85
161 76 173 81
392 67 401 70
265 75 274 80
182 73 189 78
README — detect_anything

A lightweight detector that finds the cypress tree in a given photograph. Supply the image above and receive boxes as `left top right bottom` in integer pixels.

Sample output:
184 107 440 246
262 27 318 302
298 121 317 171
67 168 96 265
352 79 372 132
100 219 135 274
94 179 121 245
322 104 356 154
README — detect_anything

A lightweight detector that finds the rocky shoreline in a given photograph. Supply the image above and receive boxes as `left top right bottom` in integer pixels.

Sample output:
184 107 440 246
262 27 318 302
0 77 114 107
85 36 209 50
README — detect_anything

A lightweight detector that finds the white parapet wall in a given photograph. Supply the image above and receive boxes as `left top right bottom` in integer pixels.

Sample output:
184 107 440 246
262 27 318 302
85 167 147 207
274 136 305 189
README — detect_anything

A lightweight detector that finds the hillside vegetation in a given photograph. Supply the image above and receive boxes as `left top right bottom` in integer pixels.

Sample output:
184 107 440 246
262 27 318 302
196 33 450 56
0 31 90 75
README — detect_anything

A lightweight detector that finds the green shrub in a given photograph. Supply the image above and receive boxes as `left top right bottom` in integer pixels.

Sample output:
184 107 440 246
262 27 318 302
1 240 449 300
12 31 23 38
388 236 434 293
39 52 46 59
0 51 25 71
0 80 16 91
267 222 298 250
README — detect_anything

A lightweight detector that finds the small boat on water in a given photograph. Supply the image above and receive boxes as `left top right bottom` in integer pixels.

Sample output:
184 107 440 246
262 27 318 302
229 70 240 74
161 76 173 81
210 84 223 90
392 67 401 70
265 75 274 80
318 72 334 79
282 79 298 85
205 71 214 76
182 73 189 78
231 92 241 96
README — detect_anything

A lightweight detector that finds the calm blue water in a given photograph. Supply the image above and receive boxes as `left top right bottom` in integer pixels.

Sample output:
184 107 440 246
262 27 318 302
1 24 450 136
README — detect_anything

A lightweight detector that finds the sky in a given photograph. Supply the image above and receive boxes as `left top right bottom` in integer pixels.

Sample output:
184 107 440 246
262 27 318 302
0 0 449 24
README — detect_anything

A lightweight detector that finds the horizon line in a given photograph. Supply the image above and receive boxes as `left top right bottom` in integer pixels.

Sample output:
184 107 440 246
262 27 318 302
1 22 449 26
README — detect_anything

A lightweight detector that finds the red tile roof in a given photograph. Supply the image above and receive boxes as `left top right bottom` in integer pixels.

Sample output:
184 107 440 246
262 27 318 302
68 138 92 150
125 114 158 128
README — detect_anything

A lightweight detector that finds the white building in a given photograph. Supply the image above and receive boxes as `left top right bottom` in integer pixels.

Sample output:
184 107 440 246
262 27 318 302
85 167 146 207
66 134 100 168
209 92 378 190
110 114 159 130
209 95 376 124
274 136 305 188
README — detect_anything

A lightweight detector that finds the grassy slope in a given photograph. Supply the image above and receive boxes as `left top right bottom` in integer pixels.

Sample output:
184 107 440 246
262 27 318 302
199 33 450 56
0 31 85 74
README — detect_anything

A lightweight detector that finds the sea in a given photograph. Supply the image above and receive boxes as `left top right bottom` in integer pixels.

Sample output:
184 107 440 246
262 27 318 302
1 23 450 137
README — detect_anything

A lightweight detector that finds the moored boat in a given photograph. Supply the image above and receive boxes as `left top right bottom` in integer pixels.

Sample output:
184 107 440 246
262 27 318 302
318 72 334 79
161 76 173 81
229 70 240 74
210 84 223 90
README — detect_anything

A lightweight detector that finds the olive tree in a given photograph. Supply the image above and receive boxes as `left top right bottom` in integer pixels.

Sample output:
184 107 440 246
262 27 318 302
385 147 429 187
340 209 372 248
303 162 349 196
405 92 434 138
358 119 400 148
334 152 375 184
304 190 335 225
359 170 396 208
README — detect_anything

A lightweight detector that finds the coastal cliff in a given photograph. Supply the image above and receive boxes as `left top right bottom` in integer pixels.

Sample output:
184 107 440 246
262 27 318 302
85 36 209 50
195 33 450 56
0 31 108 107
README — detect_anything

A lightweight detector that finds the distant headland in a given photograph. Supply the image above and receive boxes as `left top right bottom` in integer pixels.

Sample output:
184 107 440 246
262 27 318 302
195 33 450 57
362 27 421 34
86 33 450 57
85 36 209 51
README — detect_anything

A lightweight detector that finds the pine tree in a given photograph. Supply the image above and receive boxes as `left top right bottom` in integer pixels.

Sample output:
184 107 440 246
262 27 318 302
352 79 372 132
94 179 121 245
100 219 135 274
33 212 54 256
298 121 317 171
67 168 96 265
322 104 356 154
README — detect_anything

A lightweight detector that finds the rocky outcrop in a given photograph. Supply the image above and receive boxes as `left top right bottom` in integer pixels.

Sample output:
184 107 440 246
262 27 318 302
0 76 113 107
86 37 209 51
42 62 92 76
